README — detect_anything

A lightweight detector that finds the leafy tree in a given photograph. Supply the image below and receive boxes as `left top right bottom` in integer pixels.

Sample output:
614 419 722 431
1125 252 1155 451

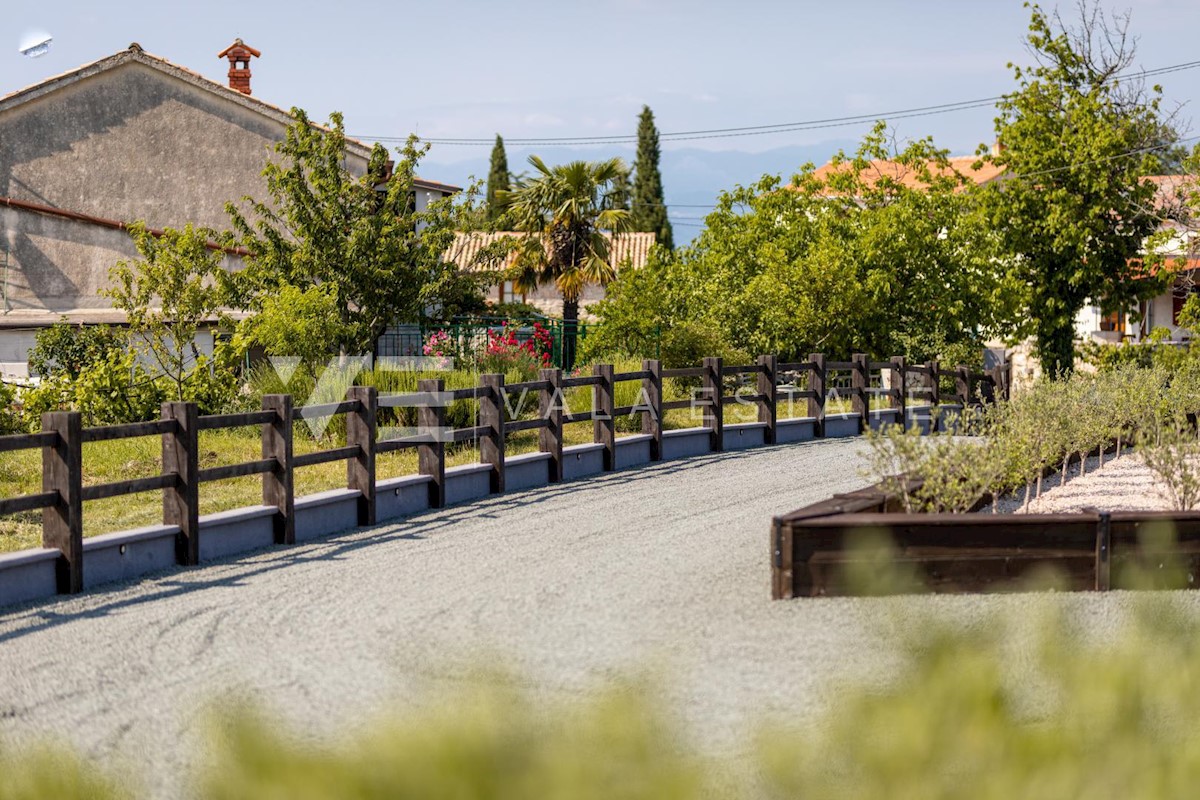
235 284 350 377
979 1 1176 376
105 222 228 401
486 134 511 225
588 125 1012 364
632 106 673 250
27 319 124 380
499 156 631 368
226 109 476 356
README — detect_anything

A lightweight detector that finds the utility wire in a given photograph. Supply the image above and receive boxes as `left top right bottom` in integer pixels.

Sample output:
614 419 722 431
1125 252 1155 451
653 134 1200 228
352 59 1200 147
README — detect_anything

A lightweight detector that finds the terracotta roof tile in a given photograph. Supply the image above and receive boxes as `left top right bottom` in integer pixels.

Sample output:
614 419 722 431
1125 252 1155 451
1144 174 1197 213
446 231 656 271
808 156 1005 194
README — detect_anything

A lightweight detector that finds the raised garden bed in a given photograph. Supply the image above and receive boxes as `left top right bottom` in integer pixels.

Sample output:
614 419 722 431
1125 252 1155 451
771 470 1200 598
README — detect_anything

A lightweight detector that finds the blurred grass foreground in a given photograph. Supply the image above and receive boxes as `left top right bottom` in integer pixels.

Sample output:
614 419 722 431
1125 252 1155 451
6 595 1200 799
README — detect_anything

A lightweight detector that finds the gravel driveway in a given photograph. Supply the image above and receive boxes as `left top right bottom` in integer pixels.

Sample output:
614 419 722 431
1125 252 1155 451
1 437 1185 797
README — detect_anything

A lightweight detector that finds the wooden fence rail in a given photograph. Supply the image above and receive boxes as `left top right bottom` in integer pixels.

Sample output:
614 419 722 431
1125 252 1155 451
1 353 1009 595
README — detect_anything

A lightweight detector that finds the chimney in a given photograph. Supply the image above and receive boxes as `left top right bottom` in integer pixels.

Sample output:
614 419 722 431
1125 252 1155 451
217 38 261 96
990 138 1006 158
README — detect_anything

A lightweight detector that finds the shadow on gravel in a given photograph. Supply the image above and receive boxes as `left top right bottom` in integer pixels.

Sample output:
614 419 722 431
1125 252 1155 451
0 439 862 642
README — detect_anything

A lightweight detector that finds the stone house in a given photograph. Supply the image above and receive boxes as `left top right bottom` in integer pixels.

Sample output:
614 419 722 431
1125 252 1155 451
0 41 458 377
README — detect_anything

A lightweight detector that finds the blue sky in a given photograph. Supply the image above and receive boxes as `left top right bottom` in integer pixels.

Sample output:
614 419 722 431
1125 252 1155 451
6 1 1200 239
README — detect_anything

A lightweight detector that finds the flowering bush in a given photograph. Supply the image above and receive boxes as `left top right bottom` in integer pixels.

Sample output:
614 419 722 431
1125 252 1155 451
422 330 455 358
479 322 554 380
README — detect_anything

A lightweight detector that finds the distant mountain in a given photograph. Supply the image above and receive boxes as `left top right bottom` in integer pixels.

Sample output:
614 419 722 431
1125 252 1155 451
420 141 857 246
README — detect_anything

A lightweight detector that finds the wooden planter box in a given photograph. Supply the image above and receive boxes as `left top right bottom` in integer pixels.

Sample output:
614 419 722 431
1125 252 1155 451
771 482 1200 598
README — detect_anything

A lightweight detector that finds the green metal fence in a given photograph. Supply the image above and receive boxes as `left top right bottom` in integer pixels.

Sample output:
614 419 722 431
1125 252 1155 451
376 318 591 371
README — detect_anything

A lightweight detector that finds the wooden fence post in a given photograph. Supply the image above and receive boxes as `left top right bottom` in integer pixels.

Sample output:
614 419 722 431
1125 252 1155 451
346 386 377 526
926 360 940 407
539 368 564 482
852 353 869 433
42 411 82 593
262 394 294 544
758 354 777 445
480 374 506 493
982 366 999 404
162 402 200 564
418 379 446 507
890 356 907 428
703 356 724 452
642 359 663 460
925 360 941 433
955 364 971 408
808 353 826 437
594 363 616 470
1095 510 1111 592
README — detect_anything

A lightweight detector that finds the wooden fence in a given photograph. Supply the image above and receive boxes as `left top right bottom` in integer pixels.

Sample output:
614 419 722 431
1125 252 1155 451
1 353 1008 596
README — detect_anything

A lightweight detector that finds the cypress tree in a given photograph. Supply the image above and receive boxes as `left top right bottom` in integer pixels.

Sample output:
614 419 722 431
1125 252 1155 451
486 134 510 224
631 106 673 250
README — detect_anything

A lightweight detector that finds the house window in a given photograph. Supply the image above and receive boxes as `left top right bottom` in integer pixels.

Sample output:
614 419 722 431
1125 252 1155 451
1099 309 1125 333
500 281 520 304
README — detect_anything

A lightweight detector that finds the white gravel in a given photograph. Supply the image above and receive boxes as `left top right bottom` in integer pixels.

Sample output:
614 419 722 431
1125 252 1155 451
0 438 1197 798
989 452 1171 514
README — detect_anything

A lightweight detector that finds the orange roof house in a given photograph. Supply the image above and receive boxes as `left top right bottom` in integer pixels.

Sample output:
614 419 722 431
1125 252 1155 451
808 142 1007 195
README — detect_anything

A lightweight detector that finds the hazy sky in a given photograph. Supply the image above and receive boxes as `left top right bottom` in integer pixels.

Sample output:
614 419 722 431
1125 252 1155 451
6 1 1200 176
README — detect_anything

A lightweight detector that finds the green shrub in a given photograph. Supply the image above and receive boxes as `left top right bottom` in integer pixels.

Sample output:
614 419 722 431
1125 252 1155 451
1078 327 1196 372
1136 413 1200 511
0 380 21 434
659 321 747 370
234 284 348 376
19 350 165 428
203 680 703 800
179 356 241 416
0 744 119 799
864 363 1200 509
72 351 165 425
26 320 125 380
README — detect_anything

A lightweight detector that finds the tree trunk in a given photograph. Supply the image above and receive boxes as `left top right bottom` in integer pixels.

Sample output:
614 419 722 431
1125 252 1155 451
1035 309 1078 379
562 296 580 373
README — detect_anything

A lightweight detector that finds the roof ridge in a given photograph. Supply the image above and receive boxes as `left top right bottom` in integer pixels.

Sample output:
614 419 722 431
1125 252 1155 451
0 43 374 156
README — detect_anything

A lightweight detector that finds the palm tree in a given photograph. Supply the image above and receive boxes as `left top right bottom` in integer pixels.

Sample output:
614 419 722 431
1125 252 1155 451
500 156 631 369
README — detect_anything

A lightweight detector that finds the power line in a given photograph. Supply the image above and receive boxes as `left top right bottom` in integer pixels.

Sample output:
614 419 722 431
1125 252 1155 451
1003 134 1200 182
365 99 997 146
352 59 1200 147
651 133 1200 227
